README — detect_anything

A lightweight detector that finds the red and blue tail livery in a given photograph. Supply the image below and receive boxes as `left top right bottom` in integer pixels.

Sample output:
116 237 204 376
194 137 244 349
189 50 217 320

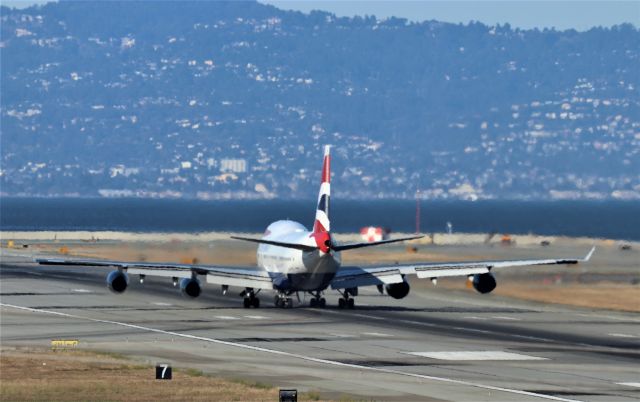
313 145 331 233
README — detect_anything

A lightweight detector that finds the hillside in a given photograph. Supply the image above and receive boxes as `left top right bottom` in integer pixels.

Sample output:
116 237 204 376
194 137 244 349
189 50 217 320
1 1 638 200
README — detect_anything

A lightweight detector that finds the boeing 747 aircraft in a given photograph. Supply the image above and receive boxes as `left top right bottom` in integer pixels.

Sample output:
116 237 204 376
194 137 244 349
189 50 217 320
37 146 594 309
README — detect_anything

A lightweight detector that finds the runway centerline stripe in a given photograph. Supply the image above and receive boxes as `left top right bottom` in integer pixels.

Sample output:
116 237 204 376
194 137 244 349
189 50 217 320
617 382 640 388
0 303 581 402
608 333 637 338
215 315 239 320
492 316 521 321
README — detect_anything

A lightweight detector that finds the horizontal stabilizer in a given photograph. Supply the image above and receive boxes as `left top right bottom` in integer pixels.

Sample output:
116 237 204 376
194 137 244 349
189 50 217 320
583 246 596 262
230 236 317 252
333 235 423 252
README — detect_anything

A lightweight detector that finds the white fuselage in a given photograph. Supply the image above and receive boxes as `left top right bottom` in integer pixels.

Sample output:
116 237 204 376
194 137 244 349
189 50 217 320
256 220 341 291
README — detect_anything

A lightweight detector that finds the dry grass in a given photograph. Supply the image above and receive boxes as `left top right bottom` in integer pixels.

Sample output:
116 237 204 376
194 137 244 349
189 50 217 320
495 282 640 312
0 348 283 401
435 279 640 312
45 241 258 266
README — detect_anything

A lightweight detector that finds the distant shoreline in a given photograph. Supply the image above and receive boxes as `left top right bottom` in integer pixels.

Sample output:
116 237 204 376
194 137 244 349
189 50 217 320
2 198 639 241
1 230 635 248
2 195 640 201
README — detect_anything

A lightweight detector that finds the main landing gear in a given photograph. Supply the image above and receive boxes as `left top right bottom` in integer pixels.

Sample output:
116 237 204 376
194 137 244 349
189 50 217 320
338 297 355 309
338 288 357 309
241 288 260 308
308 291 326 308
274 292 293 308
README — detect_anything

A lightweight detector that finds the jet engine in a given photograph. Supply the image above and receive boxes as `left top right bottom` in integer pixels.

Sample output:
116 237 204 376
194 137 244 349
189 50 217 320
180 278 202 298
106 270 129 293
472 273 497 294
385 281 410 299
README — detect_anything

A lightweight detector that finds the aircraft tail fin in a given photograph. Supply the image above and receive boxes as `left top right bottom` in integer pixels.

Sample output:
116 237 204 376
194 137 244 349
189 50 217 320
313 145 331 233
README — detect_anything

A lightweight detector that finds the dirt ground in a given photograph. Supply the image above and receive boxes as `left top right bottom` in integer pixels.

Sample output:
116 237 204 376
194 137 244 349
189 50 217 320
429 278 640 312
0 347 329 401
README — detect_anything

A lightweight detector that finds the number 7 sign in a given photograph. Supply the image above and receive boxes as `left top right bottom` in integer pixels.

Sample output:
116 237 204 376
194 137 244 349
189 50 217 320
155 364 172 380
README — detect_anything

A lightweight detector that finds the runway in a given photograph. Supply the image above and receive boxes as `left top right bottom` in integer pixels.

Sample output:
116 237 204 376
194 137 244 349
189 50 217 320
1 252 639 401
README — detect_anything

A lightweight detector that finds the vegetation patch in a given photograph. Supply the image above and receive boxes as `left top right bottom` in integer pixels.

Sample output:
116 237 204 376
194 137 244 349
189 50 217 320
0 348 281 401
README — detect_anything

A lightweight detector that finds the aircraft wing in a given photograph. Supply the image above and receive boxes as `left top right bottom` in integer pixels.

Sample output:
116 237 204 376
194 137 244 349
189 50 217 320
330 247 595 289
35 257 274 290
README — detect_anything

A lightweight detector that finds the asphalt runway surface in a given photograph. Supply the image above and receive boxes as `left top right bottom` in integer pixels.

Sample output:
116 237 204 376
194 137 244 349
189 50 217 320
1 251 639 401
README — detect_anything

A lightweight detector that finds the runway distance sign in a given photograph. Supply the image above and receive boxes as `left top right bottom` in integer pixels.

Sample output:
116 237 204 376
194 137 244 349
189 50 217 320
279 389 297 402
156 364 172 380
50 339 79 348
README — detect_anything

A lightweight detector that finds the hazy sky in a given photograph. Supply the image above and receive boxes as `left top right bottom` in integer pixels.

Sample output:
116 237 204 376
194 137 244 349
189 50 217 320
2 1 638 31
261 1 639 31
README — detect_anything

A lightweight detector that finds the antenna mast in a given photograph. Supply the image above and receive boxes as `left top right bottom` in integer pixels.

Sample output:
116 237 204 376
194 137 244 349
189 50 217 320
415 189 421 234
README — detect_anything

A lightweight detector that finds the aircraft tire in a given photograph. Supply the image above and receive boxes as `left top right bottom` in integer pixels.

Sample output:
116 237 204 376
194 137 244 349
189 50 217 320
309 298 317 308
319 298 326 308
347 298 355 309
243 298 251 308
251 297 260 308
338 298 346 309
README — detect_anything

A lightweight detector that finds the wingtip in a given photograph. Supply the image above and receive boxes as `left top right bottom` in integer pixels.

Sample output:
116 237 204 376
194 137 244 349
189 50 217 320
324 144 331 156
584 246 596 261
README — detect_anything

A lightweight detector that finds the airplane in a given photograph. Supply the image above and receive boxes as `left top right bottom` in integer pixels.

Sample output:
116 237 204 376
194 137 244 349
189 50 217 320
37 146 595 309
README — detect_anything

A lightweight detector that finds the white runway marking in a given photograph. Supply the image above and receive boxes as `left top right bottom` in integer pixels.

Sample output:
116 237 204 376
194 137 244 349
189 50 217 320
153 302 172 306
72 289 92 293
617 382 640 388
215 315 239 320
401 319 437 327
465 315 521 322
352 313 384 320
0 303 581 402
492 316 521 321
362 332 392 337
244 315 267 320
578 313 640 323
608 333 637 338
408 351 547 361
460 327 492 334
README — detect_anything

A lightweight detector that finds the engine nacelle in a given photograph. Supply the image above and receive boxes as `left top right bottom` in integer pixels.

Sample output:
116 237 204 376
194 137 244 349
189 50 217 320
180 278 202 298
107 270 129 293
472 273 497 294
385 281 410 299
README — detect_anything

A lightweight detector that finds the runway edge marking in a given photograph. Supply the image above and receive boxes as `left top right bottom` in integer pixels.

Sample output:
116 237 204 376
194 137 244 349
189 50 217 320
0 303 582 402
